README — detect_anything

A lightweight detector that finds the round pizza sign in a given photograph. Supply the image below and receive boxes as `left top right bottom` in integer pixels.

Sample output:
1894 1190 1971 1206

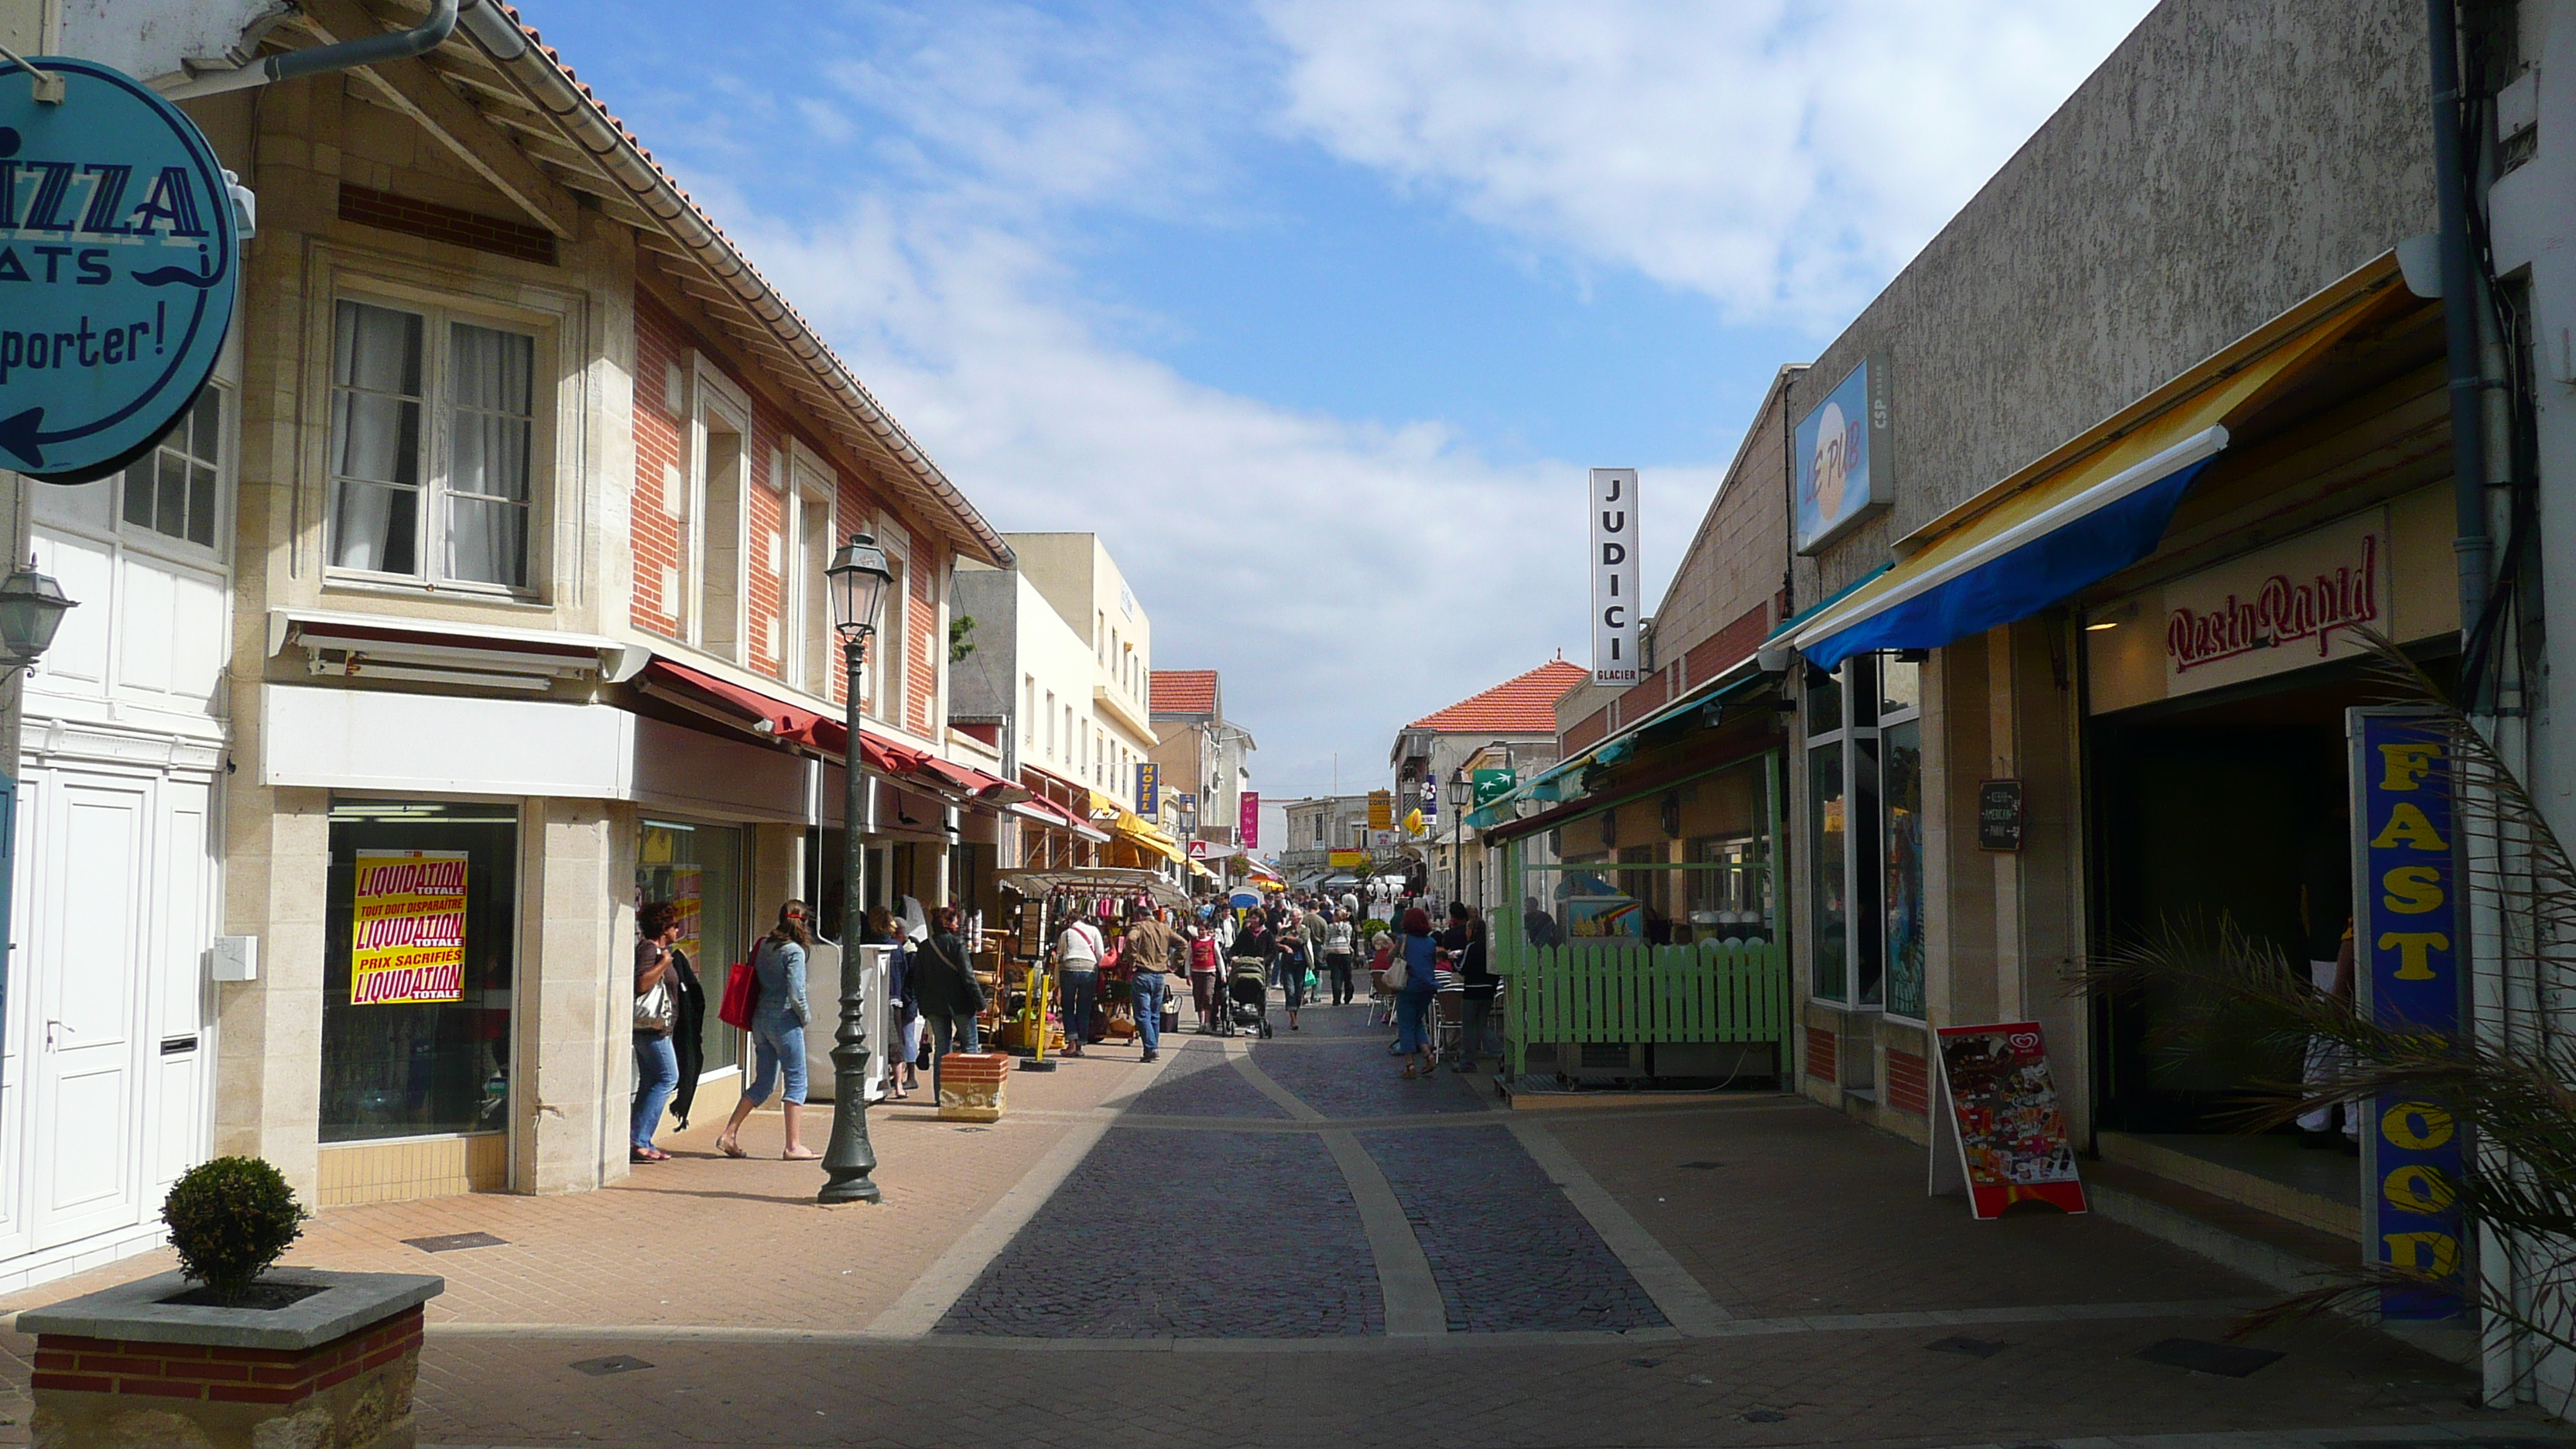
0 58 238 484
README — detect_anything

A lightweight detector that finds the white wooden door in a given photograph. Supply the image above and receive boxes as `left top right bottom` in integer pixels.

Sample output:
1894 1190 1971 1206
29 778 151 1250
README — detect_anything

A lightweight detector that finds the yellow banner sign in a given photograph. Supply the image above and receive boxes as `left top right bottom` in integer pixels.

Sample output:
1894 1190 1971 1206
351 850 468 1005
1367 790 1392 830
1327 849 1366 868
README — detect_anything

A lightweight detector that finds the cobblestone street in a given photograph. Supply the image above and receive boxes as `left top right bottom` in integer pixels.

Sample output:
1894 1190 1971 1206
4 999 2566 1448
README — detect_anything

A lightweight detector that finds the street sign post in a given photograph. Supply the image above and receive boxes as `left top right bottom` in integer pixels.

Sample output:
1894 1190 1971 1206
0 57 240 483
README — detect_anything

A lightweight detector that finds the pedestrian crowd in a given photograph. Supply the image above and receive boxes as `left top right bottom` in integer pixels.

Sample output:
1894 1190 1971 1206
625 881 1503 1161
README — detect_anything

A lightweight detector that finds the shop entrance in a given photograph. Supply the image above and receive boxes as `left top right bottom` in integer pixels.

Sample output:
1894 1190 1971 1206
2088 651 2452 1231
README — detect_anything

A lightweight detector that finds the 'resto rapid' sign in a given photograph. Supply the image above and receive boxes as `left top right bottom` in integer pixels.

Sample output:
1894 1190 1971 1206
0 58 238 484
1590 468 1639 685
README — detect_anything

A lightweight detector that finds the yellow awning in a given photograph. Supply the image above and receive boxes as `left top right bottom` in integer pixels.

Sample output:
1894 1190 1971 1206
1112 810 1184 862
1788 255 2406 668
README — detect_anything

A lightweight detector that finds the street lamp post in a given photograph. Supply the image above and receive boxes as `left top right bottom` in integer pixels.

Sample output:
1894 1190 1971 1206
1448 766 1471 913
818 533 893 1207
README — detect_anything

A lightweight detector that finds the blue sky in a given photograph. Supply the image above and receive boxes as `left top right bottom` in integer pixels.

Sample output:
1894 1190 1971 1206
520 0 2153 805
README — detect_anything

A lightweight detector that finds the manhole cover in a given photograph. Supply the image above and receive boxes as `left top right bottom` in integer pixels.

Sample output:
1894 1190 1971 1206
568 1355 653 1377
402 1231 508 1254
2136 1338 2283 1378
1925 1335 2010 1359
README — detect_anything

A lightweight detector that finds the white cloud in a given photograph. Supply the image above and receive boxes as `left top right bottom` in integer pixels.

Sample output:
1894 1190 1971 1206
1260 0 2157 322
616 0 2148 800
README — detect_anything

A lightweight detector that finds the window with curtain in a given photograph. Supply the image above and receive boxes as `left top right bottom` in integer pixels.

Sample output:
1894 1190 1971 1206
328 299 541 591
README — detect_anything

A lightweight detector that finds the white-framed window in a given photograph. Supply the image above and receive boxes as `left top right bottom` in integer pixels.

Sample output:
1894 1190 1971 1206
1025 675 1038 747
785 449 835 695
1045 690 1057 759
1804 652 1924 1018
867 538 907 724
327 298 542 591
122 384 226 552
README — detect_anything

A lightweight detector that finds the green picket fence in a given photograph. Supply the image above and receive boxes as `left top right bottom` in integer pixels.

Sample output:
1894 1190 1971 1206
1498 940 1791 1075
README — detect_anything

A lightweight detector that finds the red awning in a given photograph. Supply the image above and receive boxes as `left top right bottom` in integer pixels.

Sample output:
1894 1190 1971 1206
640 658 925 776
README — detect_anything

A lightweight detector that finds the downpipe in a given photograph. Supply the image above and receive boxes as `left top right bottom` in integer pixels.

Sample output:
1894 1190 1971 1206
159 0 461 100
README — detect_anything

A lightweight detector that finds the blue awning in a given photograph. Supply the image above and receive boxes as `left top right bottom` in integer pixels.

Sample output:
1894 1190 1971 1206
1793 433 2221 670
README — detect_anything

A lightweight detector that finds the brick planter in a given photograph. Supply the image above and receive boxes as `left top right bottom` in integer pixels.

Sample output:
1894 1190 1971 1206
937 1051 1011 1122
18 1267 442 1449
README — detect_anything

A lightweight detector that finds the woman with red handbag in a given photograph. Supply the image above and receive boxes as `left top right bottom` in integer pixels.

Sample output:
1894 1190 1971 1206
714 900 819 1160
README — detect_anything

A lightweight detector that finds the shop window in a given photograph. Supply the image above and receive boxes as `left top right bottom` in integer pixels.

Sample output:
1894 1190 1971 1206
1807 654 1911 1010
320 801 519 1144
327 300 540 590
121 385 224 550
637 820 749 1077
1807 743 1847 999
1882 711 1926 1021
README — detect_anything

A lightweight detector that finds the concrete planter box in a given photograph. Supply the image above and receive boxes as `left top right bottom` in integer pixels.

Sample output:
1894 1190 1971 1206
17 1267 443 1449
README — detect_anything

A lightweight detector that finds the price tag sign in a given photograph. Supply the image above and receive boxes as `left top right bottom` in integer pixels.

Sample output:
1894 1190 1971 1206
1975 779 2023 852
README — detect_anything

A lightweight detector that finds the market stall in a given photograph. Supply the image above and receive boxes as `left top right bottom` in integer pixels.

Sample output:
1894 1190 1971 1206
993 868 1191 1060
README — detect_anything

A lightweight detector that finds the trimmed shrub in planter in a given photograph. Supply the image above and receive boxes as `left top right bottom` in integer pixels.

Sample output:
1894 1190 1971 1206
161 1155 306 1306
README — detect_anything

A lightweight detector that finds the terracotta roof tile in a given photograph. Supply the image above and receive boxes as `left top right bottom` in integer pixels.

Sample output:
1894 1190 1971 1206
1409 660 1588 734
1150 670 1219 716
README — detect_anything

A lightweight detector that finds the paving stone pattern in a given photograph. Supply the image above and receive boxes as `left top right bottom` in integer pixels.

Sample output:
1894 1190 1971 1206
1359 1125 1667 1334
933 1127 1382 1338
1248 1033 1488 1118
1122 1040 1290 1119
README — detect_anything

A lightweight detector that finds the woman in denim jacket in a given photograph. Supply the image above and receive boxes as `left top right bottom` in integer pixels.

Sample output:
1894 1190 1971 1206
716 900 818 1160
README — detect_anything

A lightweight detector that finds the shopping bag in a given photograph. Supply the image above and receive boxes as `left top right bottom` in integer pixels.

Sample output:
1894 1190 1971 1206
718 961 758 1030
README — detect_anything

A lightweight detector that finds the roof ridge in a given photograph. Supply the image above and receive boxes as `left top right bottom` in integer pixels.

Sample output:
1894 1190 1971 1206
1407 659 1588 732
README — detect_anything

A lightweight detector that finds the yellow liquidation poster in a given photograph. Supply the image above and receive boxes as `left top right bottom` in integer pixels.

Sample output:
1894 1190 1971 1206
351 850 468 1005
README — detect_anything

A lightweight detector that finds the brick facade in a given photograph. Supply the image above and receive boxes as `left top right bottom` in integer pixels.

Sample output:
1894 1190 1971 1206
31 1306 425 1407
1804 1024 1838 1091
1886 1048 1930 1118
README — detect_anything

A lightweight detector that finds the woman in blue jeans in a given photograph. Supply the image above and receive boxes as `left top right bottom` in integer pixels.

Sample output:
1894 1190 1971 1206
632 902 683 1162
1394 906 1441 1080
716 900 817 1160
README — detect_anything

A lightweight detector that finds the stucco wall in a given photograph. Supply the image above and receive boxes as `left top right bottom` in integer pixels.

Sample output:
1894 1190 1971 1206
1793 0 2434 598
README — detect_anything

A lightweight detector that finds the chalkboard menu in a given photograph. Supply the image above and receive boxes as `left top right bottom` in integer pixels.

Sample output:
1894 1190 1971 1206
1976 779 2023 852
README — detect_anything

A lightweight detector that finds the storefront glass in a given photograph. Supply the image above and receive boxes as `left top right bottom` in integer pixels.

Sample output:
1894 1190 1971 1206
1883 718 1925 1018
1807 744 1846 999
637 819 748 1074
320 801 517 1143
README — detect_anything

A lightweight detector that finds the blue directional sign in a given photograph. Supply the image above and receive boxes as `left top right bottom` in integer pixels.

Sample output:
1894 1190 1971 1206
0 58 238 484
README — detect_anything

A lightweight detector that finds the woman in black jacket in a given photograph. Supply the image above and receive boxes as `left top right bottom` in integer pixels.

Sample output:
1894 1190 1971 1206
911 906 986 1091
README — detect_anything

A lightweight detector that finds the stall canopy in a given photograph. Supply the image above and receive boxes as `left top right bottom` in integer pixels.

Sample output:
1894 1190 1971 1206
997 867 1190 909
1788 256 2405 671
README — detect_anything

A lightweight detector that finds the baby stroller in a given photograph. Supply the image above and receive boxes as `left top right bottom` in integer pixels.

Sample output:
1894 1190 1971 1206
1223 955 1273 1038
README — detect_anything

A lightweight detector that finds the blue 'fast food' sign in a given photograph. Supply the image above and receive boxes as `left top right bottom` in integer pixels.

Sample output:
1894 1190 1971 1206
2350 708 2468 1321
0 58 238 483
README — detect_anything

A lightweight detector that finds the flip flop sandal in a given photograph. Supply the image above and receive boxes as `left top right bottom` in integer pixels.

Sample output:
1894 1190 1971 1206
781 1149 820 1161
717 1138 747 1160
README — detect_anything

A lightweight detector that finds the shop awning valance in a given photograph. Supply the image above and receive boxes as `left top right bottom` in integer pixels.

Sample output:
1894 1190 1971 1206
639 656 924 775
1111 811 1184 862
1789 257 2405 671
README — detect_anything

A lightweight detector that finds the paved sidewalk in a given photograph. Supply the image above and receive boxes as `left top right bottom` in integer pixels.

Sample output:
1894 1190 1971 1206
1 997 2562 1448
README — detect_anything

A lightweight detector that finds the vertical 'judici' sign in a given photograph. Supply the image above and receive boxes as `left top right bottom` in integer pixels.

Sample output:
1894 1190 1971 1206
2349 707 2467 1321
1591 468 1639 685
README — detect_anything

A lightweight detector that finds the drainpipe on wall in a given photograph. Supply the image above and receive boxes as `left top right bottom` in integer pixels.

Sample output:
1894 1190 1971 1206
156 0 459 99
2427 0 2492 653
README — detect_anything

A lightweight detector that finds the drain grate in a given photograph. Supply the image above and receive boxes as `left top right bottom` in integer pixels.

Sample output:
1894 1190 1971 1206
1677 1160 1728 1170
1742 1410 1789 1423
1925 1335 2011 1359
401 1231 507 1254
2136 1338 2283 1378
567 1355 653 1377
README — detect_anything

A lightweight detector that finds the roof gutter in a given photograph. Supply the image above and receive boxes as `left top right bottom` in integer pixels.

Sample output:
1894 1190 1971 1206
454 1 1014 570
159 0 457 99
